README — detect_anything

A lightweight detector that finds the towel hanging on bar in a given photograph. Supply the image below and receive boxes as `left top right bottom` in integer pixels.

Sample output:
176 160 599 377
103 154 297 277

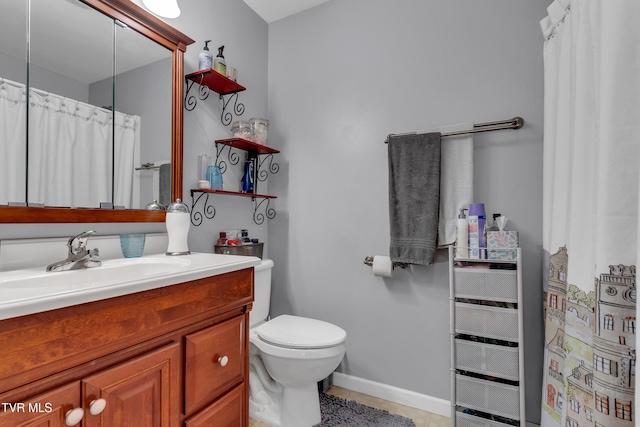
388 132 441 266
384 116 524 143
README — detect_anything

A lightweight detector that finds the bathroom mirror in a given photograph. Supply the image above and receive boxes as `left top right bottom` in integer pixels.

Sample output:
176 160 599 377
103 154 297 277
0 0 194 223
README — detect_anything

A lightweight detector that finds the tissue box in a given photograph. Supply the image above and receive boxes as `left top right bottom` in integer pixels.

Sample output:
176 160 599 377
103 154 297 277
487 231 519 260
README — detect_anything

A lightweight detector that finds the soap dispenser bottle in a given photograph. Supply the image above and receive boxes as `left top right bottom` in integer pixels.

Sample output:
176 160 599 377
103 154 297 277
214 45 227 76
455 208 469 259
165 199 191 256
198 40 213 70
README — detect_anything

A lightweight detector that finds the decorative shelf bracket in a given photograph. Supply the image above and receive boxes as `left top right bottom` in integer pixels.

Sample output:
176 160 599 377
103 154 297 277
184 73 210 112
220 92 245 126
253 197 276 225
214 142 240 174
256 153 280 182
190 191 216 226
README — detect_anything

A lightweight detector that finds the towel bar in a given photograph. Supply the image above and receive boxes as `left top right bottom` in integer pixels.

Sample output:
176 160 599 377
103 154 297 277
363 256 409 269
384 116 524 143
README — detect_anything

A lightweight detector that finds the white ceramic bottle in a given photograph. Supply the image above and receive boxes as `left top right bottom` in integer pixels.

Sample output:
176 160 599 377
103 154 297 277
166 199 191 255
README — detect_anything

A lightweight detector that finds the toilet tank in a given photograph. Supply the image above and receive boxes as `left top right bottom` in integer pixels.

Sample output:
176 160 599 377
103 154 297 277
251 258 274 327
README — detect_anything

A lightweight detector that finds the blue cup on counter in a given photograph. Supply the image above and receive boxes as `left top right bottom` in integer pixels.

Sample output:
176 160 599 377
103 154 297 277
206 165 224 190
120 233 146 258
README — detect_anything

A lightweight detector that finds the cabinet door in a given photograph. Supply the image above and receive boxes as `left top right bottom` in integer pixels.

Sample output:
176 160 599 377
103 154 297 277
184 315 245 414
0 381 82 427
83 342 180 427
184 384 244 427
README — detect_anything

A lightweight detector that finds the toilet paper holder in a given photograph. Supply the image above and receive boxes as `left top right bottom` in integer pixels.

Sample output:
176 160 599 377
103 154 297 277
363 256 409 269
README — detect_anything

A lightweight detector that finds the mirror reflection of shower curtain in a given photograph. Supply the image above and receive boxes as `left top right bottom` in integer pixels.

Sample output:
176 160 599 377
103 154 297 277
113 114 141 209
28 89 110 207
12 81 141 208
0 79 27 204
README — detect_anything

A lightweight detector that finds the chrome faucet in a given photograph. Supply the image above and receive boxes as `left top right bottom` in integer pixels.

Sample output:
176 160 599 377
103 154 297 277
46 230 102 272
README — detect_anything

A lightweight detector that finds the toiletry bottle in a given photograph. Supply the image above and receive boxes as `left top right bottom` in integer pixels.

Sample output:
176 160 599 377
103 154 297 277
468 203 486 259
214 45 227 76
240 159 254 193
198 40 213 70
216 231 227 246
166 199 191 255
455 208 469 259
241 229 250 244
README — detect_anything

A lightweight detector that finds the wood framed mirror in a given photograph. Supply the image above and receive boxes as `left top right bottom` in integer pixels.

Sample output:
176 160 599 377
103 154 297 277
0 0 194 223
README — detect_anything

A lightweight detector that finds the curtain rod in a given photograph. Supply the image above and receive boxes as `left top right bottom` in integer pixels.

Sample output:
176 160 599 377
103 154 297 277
384 116 524 143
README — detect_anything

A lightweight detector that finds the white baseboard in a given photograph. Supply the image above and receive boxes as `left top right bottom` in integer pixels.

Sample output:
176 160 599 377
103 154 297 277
331 372 451 418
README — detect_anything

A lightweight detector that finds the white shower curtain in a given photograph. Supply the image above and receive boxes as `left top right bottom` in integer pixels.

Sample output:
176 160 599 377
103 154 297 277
0 76 140 208
0 78 27 204
540 1 639 427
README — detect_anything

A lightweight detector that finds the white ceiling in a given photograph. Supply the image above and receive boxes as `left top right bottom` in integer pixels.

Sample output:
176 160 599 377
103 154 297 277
242 0 331 23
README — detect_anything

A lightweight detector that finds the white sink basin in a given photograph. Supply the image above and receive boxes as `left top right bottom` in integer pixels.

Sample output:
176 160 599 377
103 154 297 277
0 257 192 288
0 253 260 320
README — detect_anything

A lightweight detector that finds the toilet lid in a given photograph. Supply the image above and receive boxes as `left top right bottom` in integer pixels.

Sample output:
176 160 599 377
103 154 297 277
256 315 346 349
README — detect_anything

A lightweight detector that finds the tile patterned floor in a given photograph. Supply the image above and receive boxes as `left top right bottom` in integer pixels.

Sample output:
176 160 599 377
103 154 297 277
248 385 450 427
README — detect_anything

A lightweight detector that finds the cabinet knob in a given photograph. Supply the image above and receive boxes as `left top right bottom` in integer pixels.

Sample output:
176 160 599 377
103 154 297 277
217 355 229 367
89 398 107 416
64 408 84 426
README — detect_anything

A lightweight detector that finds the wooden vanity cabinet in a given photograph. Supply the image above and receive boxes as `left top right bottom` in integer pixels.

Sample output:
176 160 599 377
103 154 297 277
0 268 254 427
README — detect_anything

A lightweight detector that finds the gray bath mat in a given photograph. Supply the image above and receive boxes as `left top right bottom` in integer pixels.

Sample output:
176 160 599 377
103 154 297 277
317 393 416 427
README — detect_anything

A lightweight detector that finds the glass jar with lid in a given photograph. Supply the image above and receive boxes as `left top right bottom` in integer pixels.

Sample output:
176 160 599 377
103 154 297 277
165 199 191 255
231 121 252 140
249 118 268 145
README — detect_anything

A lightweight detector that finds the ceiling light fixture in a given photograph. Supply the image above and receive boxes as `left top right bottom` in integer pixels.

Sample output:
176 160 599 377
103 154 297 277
142 0 181 18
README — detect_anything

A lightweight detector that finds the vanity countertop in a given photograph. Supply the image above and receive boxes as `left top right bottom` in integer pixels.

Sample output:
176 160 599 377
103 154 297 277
0 252 260 321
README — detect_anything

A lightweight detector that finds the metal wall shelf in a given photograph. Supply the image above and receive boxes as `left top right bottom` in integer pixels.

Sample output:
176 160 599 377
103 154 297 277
190 138 279 226
184 69 246 125
189 189 276 226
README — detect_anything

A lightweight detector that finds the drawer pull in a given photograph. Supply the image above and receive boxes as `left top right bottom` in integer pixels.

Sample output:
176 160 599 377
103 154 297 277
217 355 229 367
89 398 107 416
65 408 84 426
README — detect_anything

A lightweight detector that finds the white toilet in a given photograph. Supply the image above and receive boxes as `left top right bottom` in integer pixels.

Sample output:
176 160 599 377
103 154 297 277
249 259 346 427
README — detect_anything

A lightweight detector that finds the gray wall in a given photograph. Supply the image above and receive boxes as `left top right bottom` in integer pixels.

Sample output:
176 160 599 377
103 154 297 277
267 0 547 422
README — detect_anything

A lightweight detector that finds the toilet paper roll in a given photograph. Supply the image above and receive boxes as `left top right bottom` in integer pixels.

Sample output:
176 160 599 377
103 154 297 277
372 255 394 278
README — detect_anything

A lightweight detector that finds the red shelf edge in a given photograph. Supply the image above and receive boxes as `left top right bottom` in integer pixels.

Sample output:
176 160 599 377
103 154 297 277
214 138 280 154
190 189 276 199
185 69 246 95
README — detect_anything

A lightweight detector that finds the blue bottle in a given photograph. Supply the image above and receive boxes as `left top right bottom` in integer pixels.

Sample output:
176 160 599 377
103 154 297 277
241 160 254 193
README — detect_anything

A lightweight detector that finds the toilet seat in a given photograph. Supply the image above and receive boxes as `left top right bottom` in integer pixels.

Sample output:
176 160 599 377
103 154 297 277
256 315 346 349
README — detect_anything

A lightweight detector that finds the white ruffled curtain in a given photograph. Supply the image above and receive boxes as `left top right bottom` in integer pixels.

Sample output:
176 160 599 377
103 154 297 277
540 1 639 427
0 77 139 208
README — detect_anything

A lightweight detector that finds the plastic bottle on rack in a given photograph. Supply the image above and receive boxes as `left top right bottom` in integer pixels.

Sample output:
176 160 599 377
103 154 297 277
468 203 486 259
455 208 468 259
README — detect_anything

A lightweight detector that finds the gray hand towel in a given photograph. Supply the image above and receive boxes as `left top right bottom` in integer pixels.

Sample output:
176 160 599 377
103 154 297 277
388 133 441 265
